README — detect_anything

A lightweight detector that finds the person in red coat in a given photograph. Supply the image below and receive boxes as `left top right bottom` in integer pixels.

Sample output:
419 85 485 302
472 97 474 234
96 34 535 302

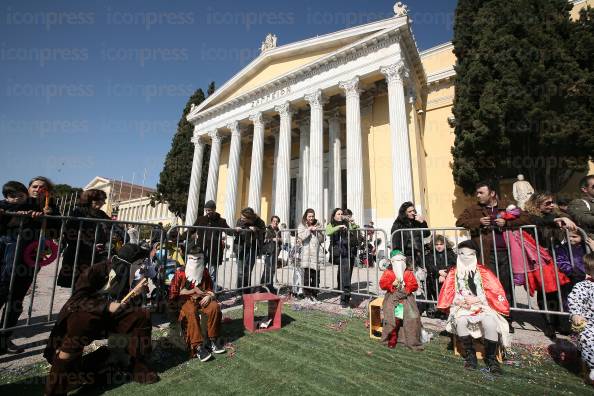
379 251 424 351
437 240 510 375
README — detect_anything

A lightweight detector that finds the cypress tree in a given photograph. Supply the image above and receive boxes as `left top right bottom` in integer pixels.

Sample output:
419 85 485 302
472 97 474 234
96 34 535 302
452 0 594 194
151 83 216 220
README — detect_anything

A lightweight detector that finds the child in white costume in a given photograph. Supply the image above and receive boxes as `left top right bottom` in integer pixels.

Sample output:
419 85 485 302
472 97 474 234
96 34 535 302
568 252 594 382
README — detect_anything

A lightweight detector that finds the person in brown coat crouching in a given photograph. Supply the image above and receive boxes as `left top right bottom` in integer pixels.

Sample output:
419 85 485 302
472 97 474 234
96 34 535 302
43 244 159 395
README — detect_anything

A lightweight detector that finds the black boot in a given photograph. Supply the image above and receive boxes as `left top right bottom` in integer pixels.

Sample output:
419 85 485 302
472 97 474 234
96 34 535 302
459 336 478 369
484 339 502 375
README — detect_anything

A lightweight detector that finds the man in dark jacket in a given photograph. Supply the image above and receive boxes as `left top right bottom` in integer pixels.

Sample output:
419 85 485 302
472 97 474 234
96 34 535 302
44 244 158 395
568 175 594 236
191 200 230 288
234 207 265 295
455 181 530 330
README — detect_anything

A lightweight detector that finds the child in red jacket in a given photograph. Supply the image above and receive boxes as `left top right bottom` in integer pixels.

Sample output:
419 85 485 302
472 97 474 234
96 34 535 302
379 251 424 350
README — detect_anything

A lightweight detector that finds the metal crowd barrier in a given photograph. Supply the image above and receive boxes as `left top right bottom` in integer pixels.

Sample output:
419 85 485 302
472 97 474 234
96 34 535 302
273 227 389 299
390 225 592 316
0 212 165 334
390 227 469 307
2 211 590 338
166 225 270 296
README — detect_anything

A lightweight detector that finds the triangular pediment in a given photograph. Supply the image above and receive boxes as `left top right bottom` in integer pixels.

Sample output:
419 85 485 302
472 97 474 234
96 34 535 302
84 176 111 190
194 16 408 115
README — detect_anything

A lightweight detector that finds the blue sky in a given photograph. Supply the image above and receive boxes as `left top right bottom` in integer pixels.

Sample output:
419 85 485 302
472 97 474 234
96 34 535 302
0 0 456 192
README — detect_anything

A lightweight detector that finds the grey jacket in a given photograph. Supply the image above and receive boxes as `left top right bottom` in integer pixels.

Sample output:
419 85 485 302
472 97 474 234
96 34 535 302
568 197 594 235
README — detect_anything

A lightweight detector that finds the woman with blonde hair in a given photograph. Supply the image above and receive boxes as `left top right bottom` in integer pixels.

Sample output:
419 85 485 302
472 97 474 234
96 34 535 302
523 192 576 339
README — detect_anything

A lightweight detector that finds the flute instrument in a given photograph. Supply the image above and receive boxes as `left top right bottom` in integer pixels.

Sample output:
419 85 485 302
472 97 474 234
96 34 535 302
121 278 147 304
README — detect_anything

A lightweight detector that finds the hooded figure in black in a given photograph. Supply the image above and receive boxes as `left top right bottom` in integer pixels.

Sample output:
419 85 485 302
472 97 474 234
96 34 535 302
44 244 158 395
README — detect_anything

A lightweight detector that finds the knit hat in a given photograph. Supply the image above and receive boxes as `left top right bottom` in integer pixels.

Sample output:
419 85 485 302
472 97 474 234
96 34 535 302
389 249 403 258
204 200 216 209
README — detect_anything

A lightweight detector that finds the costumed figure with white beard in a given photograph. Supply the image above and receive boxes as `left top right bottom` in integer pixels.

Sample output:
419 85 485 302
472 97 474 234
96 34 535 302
379 251 424 351
437 240 510 375
44 244 158 395
168 240 225 362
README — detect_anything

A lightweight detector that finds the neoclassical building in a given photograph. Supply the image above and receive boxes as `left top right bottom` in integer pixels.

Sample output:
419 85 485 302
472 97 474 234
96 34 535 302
184 1 593 230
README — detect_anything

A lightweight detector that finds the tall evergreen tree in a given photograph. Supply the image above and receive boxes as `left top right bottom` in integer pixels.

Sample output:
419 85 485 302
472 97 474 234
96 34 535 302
151 82 216 219
452 0 594 194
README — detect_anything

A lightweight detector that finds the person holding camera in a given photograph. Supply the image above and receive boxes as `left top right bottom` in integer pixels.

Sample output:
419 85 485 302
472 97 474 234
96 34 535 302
297 209 325 302
327 208 359 308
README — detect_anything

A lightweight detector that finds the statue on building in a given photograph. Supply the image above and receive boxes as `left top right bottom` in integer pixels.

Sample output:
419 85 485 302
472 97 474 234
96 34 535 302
512 174 534 210
260 33 278 53
394 2 409 17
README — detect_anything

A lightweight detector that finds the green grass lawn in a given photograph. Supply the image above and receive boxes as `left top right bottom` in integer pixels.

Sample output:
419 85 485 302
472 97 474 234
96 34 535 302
1 303 593 395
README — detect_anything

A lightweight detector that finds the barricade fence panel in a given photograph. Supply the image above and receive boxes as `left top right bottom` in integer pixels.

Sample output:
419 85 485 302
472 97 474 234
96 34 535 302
0 212 165 334
274 227 389 299
391 225 591 316
166 225 272 297
1 214 589 335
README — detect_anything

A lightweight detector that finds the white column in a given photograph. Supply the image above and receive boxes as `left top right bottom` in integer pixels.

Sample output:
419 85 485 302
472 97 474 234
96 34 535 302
296 116 310 217
248 112 266 214
185 134 205 225
305 89 325 219
339 77 364 226
328 110 342 210
224 121 242 226
381 61 414 214
204 129 222 203
274 101 293 224
271 133 279 215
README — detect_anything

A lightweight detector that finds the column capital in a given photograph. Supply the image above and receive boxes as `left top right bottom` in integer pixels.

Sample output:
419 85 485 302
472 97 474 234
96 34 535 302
191 135 204 145
339 76 362 98
380 61 409 84
304 89 327 109
208 129 222 142
249 112 268 127
274 101 293 119
227 121 242 137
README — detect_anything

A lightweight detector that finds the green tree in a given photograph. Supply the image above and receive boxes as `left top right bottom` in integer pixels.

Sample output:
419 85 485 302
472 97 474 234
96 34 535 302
53 184 82 198
452 0 594 194
151 83 216 219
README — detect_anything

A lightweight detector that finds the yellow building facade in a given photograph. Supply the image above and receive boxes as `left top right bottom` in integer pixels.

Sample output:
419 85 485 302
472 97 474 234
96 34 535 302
184 1 593 231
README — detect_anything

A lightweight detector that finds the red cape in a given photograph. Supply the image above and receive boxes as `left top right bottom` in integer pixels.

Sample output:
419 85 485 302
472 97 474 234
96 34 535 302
437 265 510 316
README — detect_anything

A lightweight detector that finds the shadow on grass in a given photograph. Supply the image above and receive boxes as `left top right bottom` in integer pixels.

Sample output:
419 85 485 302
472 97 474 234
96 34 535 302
547 338 585 378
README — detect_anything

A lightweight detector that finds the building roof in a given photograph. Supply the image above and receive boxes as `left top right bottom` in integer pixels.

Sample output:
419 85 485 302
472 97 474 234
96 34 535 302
84 176 156 203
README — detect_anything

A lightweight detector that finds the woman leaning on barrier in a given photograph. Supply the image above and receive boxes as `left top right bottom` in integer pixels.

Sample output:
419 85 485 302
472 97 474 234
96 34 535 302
297 209 325 303
57 189 111 288
390 202 430 263
233 207 265 296
524 192 577 339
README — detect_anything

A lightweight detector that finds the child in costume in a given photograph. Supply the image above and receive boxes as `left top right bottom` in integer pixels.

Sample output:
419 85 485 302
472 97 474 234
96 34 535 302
437 240 510 375
168 241 225 362
379 250 424 351
568 252 594 382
